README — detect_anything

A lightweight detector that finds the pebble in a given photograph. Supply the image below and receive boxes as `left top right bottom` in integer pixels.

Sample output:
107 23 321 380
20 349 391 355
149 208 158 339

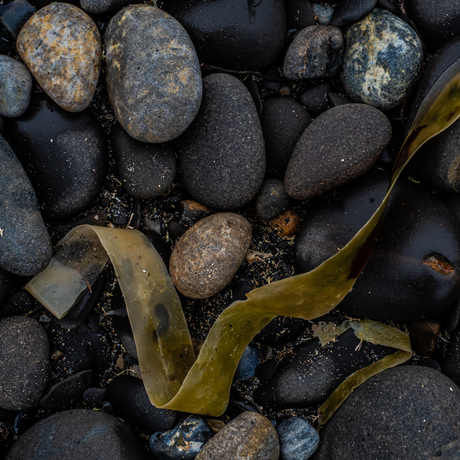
405 0 460 52
178 73 265 209
298 81 333 116
262 96 312 179
4 93 108 220
5 409 152 460
80 0 131 15
105 5 202 143
340 9 423 110
0 55 32 117
0 134 52 276
164 0 286 70
0 0 36 40
17 3 101 112
295 169 460 321
255 179 290 220
254 328 393 409
83 387 106 408
284 104 391 200
311 3 334 25
0 316 49 411
235 346 260 381
286 0 315 29
311 366 460 459
195 411 280 460
408 319 440 358
269 209 300 237
330 0 377 27
150 415 214 460
277 417 319 460
283 26 344 80
169 213 252 299
110 123 177 199
106 375 177 432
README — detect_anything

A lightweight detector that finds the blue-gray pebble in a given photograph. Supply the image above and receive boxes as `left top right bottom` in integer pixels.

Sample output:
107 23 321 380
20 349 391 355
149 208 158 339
277 417 320 460
105 5 202 143
178 73 265 209
0 55 32 117
0 135 51 276
340 9 423 109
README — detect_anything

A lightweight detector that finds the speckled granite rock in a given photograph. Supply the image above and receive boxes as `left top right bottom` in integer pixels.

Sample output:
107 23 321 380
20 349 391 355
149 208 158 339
0 55 32 117
105 5 202 143
0 135 51 276
196 411 279 460
170 213 252 299
17 3 101 112
178 73 265 209
284 104 391 200
283 26 344 80
0 316 49 411
340 9 423 109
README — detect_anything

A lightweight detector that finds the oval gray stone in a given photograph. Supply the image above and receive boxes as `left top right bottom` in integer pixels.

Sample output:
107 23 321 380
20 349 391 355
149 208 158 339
0 135 52 276
0 55 32 117
196 411 280 460
105 5 202 143
339 9 423 110
178 73 265 209
0 316 49 411
284 104 391 200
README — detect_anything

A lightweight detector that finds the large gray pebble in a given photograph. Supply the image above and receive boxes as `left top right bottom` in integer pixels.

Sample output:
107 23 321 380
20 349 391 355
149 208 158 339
0 135 51 276
0 55 32 117
312 366 460 459
105 5 202 143
284 104 391 200
0 316 49 411
6 409 151 460
340 9 423 110
196 411 279 460
178 73 265 209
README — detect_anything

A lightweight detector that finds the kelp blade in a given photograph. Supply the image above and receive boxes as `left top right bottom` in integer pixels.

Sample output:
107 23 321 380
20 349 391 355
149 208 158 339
26 57 460 419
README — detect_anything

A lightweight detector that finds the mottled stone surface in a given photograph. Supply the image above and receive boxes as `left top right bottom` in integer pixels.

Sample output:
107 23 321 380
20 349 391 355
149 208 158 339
0 55 32 117
284 104 391 200
0 316 49 411
340 9 423 109
105 5 202 143
80 0 131 15
6 409 151 460
196 411 279 460
170 213 252 299
17 3 101 112
277 417 319 460
283 26 344 80
178 73 265 209
312 367 460 459
0 135 52 276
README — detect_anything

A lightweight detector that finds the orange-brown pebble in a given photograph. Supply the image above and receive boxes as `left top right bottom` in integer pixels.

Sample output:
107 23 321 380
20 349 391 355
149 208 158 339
17 3 101 112
169 212 252 299
408 319 441 357
270 209 300 237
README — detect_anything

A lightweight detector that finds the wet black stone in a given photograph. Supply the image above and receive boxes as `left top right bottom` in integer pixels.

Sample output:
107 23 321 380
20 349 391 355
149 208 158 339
0 0 35 40
284 104 391 200
255 179 290 220
283 26 344 80
0 270 22 308
262 96 312 178
328 92 351 107
441 296 460 333
40 370 92 412
253 316 309 346
110 123 177 199
298 81 334 116
405 0 460 53
0 316 49 411
330 0 377 27
285 0 315 29
163 0 286 71
106 375 177 432
312 366 460 459
5 409 151 460
83 387 106 407
0 134 52 276
4 93 108 221
178 73 265 209
256 360 278 381
254 328 393 409
295 169 460 321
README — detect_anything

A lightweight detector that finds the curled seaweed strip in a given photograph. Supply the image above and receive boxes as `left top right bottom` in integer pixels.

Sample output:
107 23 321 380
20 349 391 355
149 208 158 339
26 58 460 422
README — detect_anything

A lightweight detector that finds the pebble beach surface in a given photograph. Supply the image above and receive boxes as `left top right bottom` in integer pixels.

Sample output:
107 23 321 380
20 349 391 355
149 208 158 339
2 0 460 459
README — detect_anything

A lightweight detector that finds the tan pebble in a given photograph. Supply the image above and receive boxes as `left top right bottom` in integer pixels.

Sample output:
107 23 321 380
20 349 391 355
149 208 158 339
196 411 280 460
270 209 300 237
17 3 101 112
169 212 252 299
